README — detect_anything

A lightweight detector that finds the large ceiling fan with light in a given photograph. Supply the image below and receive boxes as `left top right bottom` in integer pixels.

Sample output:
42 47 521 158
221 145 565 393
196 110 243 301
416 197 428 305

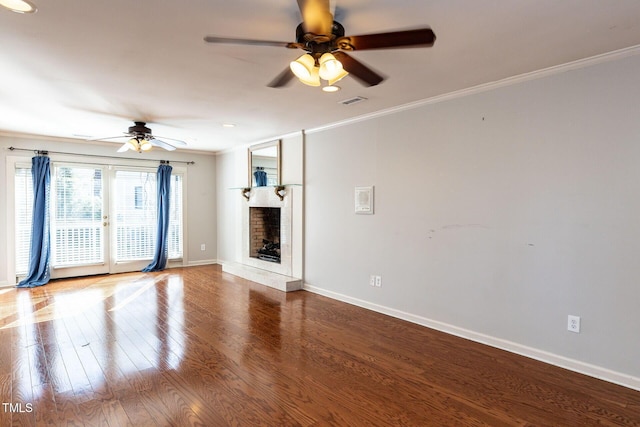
203 0 436 90
92 121 187 153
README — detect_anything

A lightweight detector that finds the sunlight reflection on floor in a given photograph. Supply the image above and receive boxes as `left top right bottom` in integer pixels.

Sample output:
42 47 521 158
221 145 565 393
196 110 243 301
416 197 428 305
2 272 187 399
0 273 168 330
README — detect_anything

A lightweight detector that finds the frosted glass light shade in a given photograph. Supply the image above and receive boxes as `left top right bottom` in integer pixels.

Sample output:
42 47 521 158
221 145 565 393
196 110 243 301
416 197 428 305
298 67 320 86
328 68 349 85
127 138 140 151
290 54 315 80
319 53 344 81
140 140 153 151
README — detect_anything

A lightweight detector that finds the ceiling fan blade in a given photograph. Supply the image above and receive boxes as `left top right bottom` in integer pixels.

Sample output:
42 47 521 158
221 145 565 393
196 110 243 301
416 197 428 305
204 36 299 49
267 67 295 88
149 138 176 151
154 135 187 146
337 28 436 51
117 143 130 153
333 51 384 87
87 134 128 141
297 0 333 35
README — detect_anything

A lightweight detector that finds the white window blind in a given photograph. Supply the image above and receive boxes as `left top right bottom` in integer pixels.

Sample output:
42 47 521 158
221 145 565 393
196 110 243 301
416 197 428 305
15 166 33 276
114 170 157 262
51 166 104 267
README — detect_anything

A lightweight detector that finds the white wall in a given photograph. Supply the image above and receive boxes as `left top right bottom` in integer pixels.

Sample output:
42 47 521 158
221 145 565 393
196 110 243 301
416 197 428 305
304 53 640 387
215 146 246 264
0 135 217 285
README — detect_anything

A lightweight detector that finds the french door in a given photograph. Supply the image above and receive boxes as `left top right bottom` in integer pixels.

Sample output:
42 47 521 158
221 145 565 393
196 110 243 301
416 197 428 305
109 168 184 274
15 162 183 280
49 164 110 277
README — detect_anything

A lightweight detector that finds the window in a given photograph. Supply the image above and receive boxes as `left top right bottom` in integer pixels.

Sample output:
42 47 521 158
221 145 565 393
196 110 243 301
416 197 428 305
14 166 33 276
14 163 184 276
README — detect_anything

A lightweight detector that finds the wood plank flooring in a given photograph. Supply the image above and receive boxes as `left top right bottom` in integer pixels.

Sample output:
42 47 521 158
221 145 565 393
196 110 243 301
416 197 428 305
0 264 638 426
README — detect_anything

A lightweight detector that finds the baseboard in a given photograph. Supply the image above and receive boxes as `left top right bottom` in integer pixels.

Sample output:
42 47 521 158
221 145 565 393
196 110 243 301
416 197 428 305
185 259 218 267
1 263 218 286
303 283 640 392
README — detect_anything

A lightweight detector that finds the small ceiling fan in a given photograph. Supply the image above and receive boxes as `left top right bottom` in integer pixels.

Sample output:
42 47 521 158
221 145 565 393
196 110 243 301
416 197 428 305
91 121 187 153
203 0 435 89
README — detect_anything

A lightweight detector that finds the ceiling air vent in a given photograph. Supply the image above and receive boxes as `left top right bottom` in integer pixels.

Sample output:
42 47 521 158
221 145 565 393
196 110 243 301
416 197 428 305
339 96 367 106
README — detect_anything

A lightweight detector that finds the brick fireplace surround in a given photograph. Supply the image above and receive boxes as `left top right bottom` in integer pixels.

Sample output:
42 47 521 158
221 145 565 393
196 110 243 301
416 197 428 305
249 207 281 262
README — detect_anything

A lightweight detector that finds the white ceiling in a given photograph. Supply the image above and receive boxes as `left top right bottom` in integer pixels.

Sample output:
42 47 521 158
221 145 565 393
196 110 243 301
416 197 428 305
2 0 640 152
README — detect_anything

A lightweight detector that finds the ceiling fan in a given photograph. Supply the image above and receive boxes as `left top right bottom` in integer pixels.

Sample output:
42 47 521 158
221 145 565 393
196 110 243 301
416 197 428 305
91 121 187 153
203 0 436 89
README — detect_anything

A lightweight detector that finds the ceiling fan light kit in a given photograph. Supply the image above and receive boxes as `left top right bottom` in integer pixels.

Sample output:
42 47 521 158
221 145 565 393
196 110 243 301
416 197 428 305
1 0 37 13
203 0 436 90
119 137 154 153
290 52 348 88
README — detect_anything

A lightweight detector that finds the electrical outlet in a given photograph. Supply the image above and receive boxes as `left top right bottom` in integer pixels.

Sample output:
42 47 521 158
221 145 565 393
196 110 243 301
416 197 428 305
568 315 580 333
369 275 376 287
200 244 206 251
375 276 382 287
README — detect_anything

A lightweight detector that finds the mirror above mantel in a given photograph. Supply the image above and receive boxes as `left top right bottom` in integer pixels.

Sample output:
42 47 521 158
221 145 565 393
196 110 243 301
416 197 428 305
249 139 280 188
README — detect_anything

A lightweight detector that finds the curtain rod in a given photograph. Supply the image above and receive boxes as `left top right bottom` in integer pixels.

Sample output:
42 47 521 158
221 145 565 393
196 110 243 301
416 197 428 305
7 146 195 165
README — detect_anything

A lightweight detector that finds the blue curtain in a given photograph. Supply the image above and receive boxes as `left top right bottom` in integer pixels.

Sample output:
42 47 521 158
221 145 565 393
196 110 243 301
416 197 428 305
143 164 173 272
17 156 51 288
254 169 267 186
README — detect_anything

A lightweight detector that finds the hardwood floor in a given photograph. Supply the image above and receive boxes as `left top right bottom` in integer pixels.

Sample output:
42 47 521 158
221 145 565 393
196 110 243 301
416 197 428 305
0 265 638 426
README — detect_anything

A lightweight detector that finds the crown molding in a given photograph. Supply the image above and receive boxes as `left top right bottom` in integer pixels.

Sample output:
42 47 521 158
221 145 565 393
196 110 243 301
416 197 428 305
216 130 304 156
306 44 640 135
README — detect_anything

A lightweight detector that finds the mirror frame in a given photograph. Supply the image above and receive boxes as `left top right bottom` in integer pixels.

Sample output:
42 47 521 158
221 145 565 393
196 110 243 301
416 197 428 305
248 139 281 187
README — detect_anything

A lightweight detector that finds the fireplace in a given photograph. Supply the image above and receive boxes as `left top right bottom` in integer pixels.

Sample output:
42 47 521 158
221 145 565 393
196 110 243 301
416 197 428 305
249 207 281 263
224 184 300 292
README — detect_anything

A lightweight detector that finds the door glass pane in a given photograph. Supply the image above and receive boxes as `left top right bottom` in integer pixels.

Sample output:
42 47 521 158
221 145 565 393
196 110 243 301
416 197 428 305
114 170 156 262
52 166 104 267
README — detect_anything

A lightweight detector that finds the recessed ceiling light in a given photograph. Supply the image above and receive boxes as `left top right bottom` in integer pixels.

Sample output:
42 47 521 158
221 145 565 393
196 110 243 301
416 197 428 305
322 85 341 93
1 0 37 13
222 123 235 128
